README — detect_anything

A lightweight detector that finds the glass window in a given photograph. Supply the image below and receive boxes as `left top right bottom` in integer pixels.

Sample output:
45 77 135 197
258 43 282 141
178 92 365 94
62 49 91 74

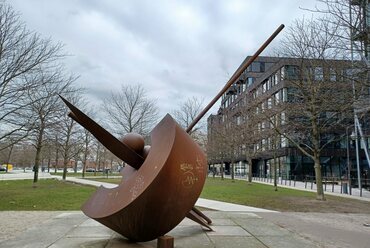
282 88 287 102
280 67 285 80
281 111 286 125
247 62 265 72
314 67 324 81
329 68 336 81
247 77 255 87
285 65 299 80
268 98 272 109
281 135 287 148
274 73 279 84
262 82 267 93
275 92 280 104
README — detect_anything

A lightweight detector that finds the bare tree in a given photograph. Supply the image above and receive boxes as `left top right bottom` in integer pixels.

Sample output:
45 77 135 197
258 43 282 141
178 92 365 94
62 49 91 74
103 84 159 137
269 18 357 200
78 108 96 178
172 96 208 151
58 94 84 180
172 97 204 131
238 100 263 183
0 3 64 149
27 70 76 183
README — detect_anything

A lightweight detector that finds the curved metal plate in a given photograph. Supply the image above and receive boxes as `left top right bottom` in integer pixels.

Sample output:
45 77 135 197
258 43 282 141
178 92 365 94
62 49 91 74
81 114 207 241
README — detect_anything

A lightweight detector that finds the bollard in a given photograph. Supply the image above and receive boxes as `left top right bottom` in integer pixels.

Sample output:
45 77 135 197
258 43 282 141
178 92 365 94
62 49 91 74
157 235 174 248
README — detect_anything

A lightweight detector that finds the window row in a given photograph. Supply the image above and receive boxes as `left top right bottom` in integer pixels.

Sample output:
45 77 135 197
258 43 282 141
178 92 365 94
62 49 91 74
254 135 288 152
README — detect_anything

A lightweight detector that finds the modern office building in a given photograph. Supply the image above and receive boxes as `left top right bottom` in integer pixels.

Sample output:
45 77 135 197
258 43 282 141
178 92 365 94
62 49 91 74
207 56 370 181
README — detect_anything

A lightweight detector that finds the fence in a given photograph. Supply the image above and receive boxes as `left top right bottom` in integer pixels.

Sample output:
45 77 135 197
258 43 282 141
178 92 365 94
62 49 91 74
250 173 370 198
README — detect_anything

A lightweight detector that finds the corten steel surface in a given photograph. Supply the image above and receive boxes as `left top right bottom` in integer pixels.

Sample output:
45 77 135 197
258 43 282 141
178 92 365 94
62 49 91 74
61 96 209 241
83 114 207 241
60 24 284 242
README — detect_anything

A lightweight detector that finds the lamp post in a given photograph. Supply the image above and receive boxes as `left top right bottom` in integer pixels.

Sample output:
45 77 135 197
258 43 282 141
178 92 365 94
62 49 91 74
346 127 352 195
351 130 362 197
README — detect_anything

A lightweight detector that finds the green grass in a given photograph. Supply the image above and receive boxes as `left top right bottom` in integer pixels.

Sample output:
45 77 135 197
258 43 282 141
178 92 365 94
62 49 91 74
0 179 96 210
1 177 369 213
201 178 370 213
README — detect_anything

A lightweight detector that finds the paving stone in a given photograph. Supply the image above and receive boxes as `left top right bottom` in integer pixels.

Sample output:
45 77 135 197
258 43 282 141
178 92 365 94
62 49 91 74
80 219 105 227
167 225 204 237
178 218 198 226
0 216 85 248
232 218 292 236
54 212 86 219
210 218 237 226
49 237 109 248
66 226 115 238
207 226 251 236
257 235 320 248
226 212 262 219
106 237 156 248
173 233 213 248
209 236 266 248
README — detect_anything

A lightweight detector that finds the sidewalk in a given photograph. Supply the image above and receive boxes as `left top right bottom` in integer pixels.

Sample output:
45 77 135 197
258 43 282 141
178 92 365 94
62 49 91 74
216 175 370 202
1 174 369 247
0 172 52 180
0 211 323 248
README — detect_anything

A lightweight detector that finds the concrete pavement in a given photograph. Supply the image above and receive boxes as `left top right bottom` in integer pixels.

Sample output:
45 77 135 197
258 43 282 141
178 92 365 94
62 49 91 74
0 211 323 248
1 172 370 247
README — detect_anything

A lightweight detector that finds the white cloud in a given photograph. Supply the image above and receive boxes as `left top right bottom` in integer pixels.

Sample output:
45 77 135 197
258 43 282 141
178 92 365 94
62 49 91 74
10 0 322 118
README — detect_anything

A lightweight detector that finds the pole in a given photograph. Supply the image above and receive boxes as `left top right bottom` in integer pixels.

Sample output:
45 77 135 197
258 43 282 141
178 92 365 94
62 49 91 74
349 4 362 197
186 24 285 133
354 125 362 196
346 127 352 195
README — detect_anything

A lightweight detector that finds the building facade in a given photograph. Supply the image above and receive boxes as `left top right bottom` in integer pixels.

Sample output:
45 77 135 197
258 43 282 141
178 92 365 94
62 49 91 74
207 56 370 182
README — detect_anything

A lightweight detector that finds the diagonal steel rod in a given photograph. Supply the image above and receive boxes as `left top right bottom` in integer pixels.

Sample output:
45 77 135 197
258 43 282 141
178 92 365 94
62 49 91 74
186 24 285 133
59 95 144 169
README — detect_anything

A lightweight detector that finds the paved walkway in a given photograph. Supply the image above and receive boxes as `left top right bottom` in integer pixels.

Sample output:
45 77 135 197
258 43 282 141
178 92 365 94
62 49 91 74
0 211 324 248
1 173 370 247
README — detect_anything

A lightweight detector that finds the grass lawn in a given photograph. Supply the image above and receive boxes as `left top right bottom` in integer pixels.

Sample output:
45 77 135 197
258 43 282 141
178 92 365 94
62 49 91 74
1 177 369 213
201 178 370 213
0 179 96 210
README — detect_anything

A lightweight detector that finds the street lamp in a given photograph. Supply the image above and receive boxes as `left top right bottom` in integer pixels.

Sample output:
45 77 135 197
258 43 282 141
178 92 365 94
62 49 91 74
346 127 352 195
350 130 362 196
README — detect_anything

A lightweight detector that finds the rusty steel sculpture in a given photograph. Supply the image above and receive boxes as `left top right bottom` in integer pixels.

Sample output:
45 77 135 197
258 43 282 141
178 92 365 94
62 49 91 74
61 24 284 242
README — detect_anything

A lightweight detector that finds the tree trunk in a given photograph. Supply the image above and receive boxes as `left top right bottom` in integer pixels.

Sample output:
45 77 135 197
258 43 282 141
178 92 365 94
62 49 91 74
33 128 44 183
314 156 325 200
6 144 14 173
247 158 252 182
62 138 70 180
62 160 68 180
54 147 59 173
82 146 88 178
273 137 278 191
273 156 278 191
231 162 235 181
220 163 224 180
47 157 51 173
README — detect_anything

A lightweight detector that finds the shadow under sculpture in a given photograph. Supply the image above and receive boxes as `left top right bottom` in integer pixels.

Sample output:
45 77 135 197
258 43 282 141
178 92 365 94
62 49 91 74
61 96 211 242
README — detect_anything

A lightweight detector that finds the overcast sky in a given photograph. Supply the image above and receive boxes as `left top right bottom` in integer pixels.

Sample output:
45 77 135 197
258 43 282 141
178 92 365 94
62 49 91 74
10 0 321 119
